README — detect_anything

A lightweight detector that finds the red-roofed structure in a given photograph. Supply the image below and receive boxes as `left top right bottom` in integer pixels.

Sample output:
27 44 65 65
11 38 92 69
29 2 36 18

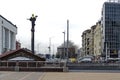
0 48 45 61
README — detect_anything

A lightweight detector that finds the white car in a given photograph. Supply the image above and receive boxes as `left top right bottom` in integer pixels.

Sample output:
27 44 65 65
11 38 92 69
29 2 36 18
78 57 92 63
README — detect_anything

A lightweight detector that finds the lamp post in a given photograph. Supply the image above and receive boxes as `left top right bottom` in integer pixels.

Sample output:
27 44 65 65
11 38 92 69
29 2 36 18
28 14 38 54
63 31 65 59
48 37 51 55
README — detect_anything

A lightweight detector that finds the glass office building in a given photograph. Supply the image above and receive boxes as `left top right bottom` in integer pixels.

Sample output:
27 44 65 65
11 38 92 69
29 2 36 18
102 2 120 58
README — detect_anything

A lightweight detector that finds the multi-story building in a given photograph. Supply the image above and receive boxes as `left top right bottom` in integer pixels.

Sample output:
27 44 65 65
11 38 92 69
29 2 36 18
82 24 96 57
82 29 91 56
0 15 17 54
89 25 96 56
94 21 102 58
101 1 120 58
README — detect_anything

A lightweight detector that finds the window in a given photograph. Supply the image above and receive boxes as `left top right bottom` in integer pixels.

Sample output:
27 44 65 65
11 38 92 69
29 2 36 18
2 21 3 24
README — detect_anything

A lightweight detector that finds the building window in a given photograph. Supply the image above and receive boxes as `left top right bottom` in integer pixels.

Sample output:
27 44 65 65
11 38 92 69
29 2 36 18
2 21 3 24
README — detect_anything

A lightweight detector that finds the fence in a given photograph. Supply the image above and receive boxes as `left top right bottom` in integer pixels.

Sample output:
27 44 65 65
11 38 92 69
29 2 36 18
67 63 120 70
0 61 67 72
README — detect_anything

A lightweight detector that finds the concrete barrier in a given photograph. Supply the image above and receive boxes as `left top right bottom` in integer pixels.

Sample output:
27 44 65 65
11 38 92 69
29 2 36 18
67 63 120 70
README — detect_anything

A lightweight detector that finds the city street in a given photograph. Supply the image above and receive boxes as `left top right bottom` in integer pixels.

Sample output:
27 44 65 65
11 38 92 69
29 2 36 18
0 71 120 80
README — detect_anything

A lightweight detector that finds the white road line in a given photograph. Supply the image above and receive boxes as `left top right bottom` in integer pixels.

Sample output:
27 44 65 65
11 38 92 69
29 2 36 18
38 72 46 80
18 72 34 80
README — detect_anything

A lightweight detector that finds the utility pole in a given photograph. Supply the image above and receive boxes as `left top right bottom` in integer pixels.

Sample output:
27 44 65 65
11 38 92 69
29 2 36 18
28 14 38 54
67 19 69 61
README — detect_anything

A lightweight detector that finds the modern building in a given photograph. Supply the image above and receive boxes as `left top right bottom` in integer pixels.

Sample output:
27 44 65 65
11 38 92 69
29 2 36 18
0 15 17 54
101 1 120 58
94 21 102 58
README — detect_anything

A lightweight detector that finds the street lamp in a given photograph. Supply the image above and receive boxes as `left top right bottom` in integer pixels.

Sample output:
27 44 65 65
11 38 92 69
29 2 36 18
63 31 65 59
28 14 38 54
48 37 51 55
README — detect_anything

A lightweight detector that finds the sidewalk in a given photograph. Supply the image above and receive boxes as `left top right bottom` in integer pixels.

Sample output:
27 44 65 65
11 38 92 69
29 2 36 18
0 71 120 80
42 72 120 80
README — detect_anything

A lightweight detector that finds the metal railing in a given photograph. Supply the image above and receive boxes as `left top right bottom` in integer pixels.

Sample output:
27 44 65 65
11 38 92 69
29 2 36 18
0 61 69 72
0 61 65 68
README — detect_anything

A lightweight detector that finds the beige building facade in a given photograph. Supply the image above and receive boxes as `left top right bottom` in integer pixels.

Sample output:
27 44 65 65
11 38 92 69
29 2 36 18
82 22 102 58
82 29 91 56
94 21 102 58
89 25 96 56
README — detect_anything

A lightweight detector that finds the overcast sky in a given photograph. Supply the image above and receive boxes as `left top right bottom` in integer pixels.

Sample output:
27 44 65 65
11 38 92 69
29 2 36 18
0 0 107 54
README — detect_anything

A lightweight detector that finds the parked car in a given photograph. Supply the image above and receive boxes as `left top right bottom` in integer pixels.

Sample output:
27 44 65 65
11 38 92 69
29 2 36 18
106 58 120 63
78 56 93 63
46 58 60 62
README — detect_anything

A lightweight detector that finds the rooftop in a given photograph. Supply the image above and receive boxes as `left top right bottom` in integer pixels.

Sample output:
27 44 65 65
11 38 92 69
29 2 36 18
0 15 17 28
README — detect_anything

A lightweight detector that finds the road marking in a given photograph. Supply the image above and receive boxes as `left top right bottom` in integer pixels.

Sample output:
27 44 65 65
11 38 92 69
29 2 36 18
18 72 34 80
38 72 46 80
